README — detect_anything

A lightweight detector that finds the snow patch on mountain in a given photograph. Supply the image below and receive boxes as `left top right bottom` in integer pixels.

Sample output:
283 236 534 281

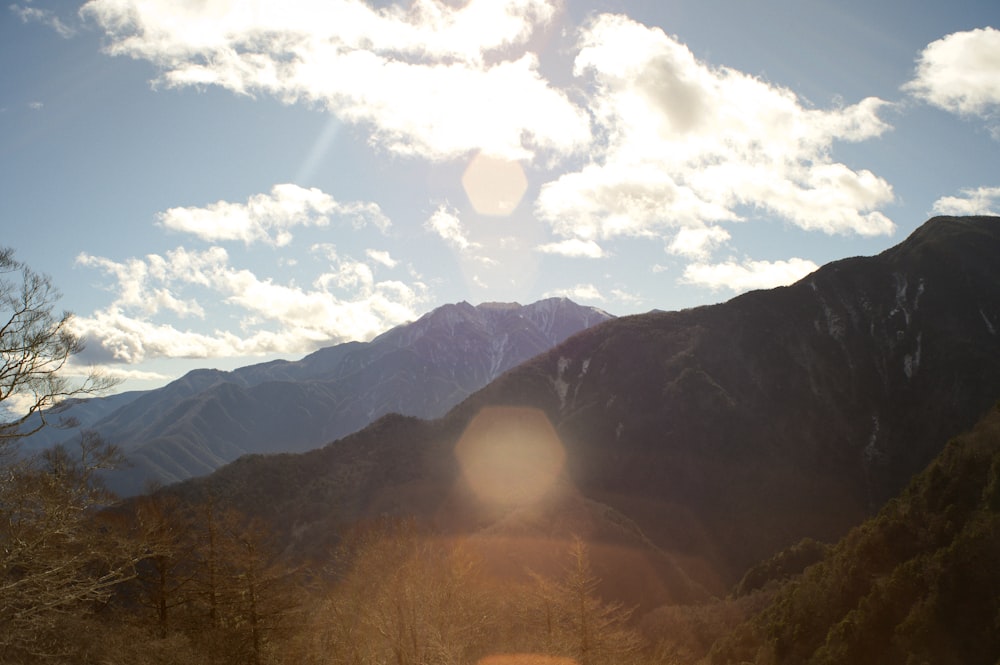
982 308 997 336
554 356 571 409
903 332 922 379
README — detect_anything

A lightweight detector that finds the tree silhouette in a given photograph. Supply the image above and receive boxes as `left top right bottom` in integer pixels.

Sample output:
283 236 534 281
527 538 643 665
0 247 117 443
0 248 136 661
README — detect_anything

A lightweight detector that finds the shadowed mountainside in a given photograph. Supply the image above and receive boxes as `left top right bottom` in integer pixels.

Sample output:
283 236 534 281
170 216 1000 600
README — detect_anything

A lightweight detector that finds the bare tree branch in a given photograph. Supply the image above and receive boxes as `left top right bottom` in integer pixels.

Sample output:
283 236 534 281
0 247 120 447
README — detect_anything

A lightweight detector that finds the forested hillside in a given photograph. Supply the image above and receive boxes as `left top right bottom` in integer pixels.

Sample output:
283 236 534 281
707 400 1000 665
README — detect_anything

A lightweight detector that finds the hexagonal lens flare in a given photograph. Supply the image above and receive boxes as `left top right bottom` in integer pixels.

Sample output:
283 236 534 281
461 153 528 216
454 406 566 507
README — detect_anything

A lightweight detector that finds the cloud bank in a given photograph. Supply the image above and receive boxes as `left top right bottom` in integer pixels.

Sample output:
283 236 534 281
81 0 591 161
69 1 923 324
536 14 896 259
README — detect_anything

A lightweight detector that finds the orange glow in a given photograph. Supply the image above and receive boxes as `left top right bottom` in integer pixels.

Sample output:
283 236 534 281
461 153 529 216
477 655 578 665
454 407 566 507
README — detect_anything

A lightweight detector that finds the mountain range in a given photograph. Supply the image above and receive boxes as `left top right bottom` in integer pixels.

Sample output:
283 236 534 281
166 215 1000 605
23 298 612 495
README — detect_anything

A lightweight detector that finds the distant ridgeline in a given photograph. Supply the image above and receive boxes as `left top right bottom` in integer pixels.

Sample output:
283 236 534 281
20 297 613 495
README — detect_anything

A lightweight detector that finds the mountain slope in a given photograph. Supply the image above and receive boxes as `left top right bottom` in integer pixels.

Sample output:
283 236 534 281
28 298 612 495
457 215 1000 581
174 216 1000 594
709 400 1000 665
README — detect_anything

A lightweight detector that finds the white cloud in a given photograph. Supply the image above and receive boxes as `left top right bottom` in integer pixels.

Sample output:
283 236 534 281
157 184 388 246
537 238 605 258
426 204 478 251
609 288 643 305
81 0 591 161
543 283 605 301
930 186 1000 216
905 27 1000 120
681 257 818 293
310 243 339 262
366 249 398 268
667 226 731 260
74 245 425 364
536 14 895 248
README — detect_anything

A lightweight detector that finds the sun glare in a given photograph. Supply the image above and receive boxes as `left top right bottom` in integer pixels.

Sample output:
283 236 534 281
454 406 566 507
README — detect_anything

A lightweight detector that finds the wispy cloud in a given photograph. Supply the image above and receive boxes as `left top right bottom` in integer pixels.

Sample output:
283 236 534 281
681 258 818 293
366 249 398 268
904 27 1000 133
157 184 389 246
536 14 895 250
537 238 605 258
425 204 478 251
931 186 1000 216
10 4 76 38
64 364 173 384
543 283 606 302
81 0 590 161
74 243 425 364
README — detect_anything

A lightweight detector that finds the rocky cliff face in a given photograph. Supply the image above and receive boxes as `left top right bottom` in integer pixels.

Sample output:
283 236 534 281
25 298 612 495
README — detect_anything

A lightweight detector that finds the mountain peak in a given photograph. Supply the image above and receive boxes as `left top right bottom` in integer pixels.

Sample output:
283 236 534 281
29 297 612 494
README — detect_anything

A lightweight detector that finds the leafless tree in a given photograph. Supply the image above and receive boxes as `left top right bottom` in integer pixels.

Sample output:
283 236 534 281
0 246 117 445
0 248 135 661
525 538 644 665
0 432 139 660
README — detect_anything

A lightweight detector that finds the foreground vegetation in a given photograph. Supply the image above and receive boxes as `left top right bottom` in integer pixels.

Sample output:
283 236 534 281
3 245 1000 664
7 401 999 664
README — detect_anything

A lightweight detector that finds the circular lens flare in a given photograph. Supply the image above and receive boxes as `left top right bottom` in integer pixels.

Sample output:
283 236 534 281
455 407 566 507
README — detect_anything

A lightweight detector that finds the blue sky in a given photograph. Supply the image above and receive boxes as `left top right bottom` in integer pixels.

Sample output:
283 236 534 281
2 0 999 393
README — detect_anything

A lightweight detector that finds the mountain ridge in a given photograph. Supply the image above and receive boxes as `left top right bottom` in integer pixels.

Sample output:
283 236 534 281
169 215 1000 597
22 297 612 494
